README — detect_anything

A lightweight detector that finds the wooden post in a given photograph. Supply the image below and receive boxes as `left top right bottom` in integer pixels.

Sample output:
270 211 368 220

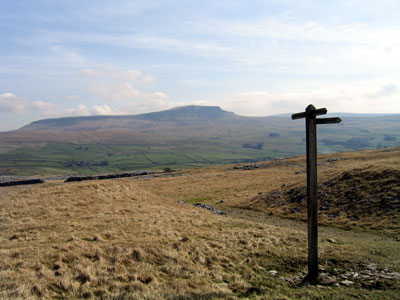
292 104 341 283
306 105 318 281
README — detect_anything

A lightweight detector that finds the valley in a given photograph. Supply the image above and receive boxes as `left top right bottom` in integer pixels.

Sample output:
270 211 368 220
0 106 400 176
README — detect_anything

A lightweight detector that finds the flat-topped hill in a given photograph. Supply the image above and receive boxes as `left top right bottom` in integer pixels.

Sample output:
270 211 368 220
17 105 240 132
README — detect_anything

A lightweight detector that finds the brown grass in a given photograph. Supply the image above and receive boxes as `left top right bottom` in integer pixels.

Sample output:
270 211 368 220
238 149 400 236
0 148 399 299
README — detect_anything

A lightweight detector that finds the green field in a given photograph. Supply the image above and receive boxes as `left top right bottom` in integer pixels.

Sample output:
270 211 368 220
1 111 399 176
0 143 280 175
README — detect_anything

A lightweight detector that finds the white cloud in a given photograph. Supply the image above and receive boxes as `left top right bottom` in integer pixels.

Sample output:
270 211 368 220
92 83 178 114
141 74 157 84
49 45 86 63
0 92 117 118
112 70 142 81
80 66 165 116
313 57 326 65
0 93 61 114
91 83 167 102
64 104 91 116
199 17 400 47
81 66 156 83
90 83 173 114
81 68 105 77
128 34 232 57
153 92 167 99
26 30 234 62
367 83 399 98
0 93 27 113
1 93 15 98
30 101 60 113
91 104 112 115
117 98 174 115
55 104 115 117
215 82 400 116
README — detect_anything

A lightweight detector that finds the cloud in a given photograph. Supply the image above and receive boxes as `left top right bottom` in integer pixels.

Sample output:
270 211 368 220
0 92 117 118
367 83 399 98
0 93 59 114
49 46 86 63
80 67 165 115
0 93 27 113
91 104 112 115
141 74 157 84
64 104 91 116
132 34 232 57
313 57 326 65
87 83 180 114
91 83 167 101
178 17 400 68
113 70 142 81
81 68 105 77
55 104 115 117
198 17 400 47
213 83 400 116
117 99 173 115
90 83 173 114
81 66 156 83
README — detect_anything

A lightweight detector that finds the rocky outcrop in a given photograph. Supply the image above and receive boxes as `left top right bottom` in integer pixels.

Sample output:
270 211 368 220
284 262 400 289
193 203 225 215
246 167 400 235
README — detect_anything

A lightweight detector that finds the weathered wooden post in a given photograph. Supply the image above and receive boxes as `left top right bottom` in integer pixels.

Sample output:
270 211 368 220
291 104 341 283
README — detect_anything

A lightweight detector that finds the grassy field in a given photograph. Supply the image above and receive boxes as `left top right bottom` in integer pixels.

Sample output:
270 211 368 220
0 148 399 299
0 142 287 176
0 110 399 176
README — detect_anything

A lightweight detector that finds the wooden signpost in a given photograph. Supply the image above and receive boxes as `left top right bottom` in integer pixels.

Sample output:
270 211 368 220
291 104 341 283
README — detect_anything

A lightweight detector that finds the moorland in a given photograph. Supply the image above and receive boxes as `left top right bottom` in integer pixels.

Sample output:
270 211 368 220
1 147 399 299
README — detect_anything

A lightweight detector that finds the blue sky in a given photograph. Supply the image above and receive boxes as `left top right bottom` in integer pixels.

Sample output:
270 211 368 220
1 0 400 131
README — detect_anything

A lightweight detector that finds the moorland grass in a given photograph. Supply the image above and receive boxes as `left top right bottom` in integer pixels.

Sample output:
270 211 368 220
0 148 399 299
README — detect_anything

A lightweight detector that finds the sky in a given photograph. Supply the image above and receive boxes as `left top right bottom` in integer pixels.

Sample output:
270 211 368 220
1 0 400 131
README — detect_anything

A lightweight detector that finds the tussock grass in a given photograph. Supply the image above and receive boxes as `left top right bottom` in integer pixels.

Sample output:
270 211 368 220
0 148 399 299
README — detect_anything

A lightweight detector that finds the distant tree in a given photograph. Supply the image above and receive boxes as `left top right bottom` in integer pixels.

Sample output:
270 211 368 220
384 134 396 141
242 142 263 150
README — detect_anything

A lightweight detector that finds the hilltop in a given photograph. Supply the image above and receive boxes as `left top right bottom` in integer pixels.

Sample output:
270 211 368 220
17 105 240 132
0 148 399 299
0 105 399 175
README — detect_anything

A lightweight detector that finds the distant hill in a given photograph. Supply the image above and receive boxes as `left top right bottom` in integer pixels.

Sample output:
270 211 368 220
272 112 400 118
17 105 240 132
0 105 274 144
0 105 399 175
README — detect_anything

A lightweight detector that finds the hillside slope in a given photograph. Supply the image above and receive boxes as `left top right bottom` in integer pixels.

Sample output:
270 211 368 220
13 105 244 132
0 148 399 299
140 147 400 236
240 150 400 236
